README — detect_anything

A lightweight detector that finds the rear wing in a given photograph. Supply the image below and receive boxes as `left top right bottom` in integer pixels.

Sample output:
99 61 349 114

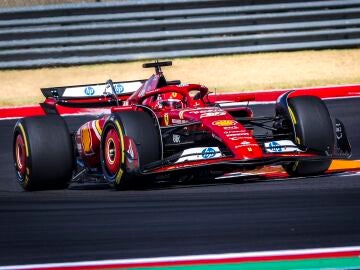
41 79 145 100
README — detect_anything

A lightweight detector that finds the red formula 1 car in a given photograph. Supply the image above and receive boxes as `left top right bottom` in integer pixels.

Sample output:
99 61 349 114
13 61 351 191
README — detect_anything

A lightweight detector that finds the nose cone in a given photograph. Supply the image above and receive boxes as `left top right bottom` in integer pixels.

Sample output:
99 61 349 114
201 117 263 160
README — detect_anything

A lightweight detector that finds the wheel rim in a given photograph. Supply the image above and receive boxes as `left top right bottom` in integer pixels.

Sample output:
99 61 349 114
104 128 121 175
15 133 26 177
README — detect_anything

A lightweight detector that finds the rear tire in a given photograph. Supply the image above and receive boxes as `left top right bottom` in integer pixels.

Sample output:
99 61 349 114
284 96 334 176
100 111 161 190
13 115 74 191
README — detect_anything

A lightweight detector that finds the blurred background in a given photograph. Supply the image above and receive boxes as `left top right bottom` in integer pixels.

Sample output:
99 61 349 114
0 0 112 7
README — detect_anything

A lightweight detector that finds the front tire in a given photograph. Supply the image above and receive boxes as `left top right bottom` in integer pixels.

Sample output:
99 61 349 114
13 115 74 191
100 111 161 190
283 96 335 176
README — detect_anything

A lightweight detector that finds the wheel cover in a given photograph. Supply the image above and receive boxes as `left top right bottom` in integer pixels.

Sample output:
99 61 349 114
15 133 26 177
104 128 121 175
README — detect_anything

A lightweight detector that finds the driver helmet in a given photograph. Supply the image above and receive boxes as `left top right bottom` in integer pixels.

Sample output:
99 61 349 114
156 92 184 110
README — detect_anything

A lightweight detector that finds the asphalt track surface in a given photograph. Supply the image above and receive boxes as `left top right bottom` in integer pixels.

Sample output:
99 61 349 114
0 99 360 267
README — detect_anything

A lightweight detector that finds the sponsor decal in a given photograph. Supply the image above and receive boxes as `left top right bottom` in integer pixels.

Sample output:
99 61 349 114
223 126 239 130
113 83 124 94
226 133 250 137
171 92 178 98
175 147 221 163
179 108 224 118
241 141 250 145
127 140 134 159
164 113 169 126
229 137 241 141
173 134 181 143
212 120 237 127
234 144 258 149
264 140 302 153
336 122 343 139
62 81 142 98
200 112 227 118
269 141 282 152
84 86 95 96
201 147 216 159
224 131 250 137
172 119 187 124
224 130 248 135
188 108 222 114
179 110 186 119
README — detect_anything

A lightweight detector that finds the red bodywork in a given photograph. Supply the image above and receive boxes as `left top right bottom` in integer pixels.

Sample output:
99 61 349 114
40 63 319 177
70 71 263 171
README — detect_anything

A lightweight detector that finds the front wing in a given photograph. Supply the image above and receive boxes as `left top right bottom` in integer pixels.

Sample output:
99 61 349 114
140 153 338 176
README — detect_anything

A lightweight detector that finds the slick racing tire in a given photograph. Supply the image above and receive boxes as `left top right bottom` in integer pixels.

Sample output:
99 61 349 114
100 111 162 190
13 115 74 191
284 96 334 176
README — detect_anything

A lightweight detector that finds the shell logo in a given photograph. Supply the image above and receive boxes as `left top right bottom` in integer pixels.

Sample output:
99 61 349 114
212 120 237 127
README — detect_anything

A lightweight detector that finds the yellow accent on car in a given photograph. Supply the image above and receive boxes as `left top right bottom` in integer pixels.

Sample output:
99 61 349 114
18 123 29 157
164 113 169 126
115 121 125 164
292 161 299 171
24 175 29 185
212 120 237 127
115 168 124 184
95 120 103 136
114 120 125 184
288 107 297 125
81 125 93 154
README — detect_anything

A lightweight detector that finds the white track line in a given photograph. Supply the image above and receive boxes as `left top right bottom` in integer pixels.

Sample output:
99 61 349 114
1 246 360 270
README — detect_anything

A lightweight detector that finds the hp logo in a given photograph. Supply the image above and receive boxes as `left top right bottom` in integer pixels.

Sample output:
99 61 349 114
201 147 216 159
84 86 95 96
114 84 124 94
269 141 282 152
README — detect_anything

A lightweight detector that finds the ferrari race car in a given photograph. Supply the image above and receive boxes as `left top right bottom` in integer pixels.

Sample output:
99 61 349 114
13 61 351 191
